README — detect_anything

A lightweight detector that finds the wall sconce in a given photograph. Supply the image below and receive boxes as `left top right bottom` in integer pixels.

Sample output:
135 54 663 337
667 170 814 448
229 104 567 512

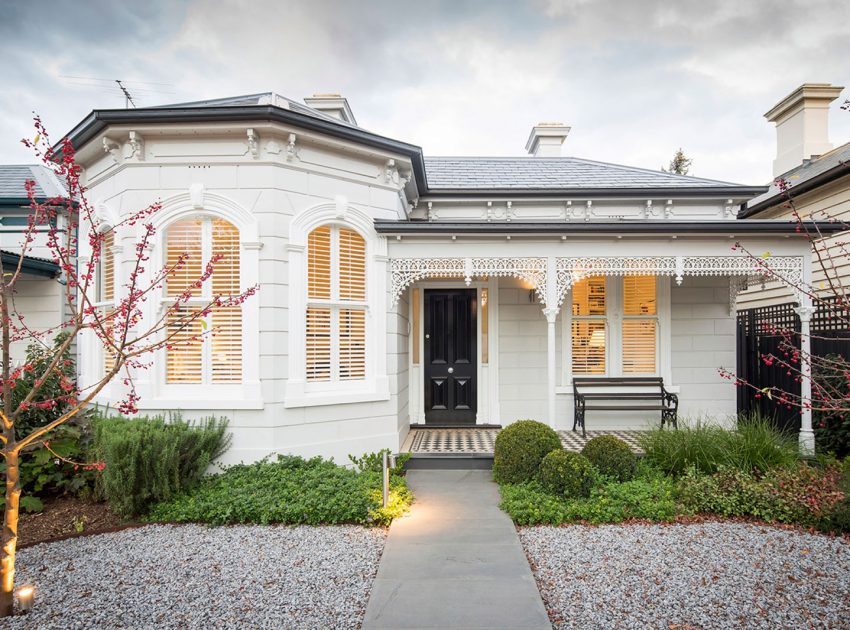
17 585 34 613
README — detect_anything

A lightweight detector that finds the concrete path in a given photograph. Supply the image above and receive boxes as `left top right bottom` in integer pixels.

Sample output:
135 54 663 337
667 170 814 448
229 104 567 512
362 470 552 630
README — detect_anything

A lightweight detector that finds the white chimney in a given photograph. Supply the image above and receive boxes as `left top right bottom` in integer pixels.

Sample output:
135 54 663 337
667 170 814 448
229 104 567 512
525 122 571 157
765 83 844 177
303 93 357 125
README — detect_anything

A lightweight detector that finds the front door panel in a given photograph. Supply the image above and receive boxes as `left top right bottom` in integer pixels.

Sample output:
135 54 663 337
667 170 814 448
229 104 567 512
424 289 477 424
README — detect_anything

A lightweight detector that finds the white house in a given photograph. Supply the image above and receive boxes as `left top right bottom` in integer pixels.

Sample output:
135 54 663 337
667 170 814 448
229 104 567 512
62 93 833 462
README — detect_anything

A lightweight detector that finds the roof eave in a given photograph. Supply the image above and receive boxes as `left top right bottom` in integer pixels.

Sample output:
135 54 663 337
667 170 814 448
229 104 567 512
741 164 850 218
373 220 842 235
61 105 429 191
0 251 61 278
423 185 768 199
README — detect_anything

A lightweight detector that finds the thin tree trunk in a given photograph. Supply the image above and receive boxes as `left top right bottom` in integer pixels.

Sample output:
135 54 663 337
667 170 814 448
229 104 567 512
0 450 20 617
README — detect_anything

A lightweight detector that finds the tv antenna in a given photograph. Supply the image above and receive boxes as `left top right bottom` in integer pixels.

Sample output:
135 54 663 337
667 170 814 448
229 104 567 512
115 80 136 108
59 76 176 108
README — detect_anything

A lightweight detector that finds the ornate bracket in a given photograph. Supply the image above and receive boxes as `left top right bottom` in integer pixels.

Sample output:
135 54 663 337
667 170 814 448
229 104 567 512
246 128 260 159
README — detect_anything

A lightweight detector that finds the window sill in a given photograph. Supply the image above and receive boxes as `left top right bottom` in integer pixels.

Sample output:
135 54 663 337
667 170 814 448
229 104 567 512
284 377 390 408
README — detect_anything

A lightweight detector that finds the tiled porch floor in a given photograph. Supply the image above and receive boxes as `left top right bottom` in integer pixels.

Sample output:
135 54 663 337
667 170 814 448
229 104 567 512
404 428 645 454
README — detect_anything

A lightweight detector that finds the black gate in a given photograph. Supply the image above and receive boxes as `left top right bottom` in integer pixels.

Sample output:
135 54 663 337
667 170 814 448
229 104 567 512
737 297 850 432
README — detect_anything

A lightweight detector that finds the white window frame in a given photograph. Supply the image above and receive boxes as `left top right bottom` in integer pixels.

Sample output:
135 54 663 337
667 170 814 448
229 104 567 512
135 191 262 410
286 197 389 408
563 276 671 384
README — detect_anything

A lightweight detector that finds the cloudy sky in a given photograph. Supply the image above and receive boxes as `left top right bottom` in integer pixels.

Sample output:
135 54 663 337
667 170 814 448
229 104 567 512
1 0 848 184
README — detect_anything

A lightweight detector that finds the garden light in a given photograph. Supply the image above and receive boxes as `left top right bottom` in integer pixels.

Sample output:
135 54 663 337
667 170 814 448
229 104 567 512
16 585 34 613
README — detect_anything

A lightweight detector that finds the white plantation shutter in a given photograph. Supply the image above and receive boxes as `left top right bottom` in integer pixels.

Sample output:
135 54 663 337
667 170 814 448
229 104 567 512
99 230 116 375
165 217 242 384
571 276 606 374
622 275 657 374
306 225 367 383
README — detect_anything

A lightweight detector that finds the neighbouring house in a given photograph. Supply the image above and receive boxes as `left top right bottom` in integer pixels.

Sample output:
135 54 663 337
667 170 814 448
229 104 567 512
0 165 65 363
58 92 835 463
738 82 850 308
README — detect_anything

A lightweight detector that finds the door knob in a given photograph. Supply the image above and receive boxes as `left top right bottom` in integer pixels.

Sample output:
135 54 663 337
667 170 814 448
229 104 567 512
448 367 454 374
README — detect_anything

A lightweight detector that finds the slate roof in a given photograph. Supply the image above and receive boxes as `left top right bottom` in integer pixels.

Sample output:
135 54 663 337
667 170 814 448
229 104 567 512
424 156 743 191
158 93 360 129
742 141 850 216
0 165 66 201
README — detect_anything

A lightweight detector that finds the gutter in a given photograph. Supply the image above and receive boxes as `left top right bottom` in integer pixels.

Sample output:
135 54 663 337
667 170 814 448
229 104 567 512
61 106 430 192
423 185 768 199
373 220 845 236
740 163 850 218
0 251 61 279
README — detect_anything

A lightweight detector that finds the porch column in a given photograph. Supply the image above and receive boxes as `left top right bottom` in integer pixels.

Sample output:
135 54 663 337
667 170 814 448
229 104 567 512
543 256 558 428
544 308 558 428
795 301 816 457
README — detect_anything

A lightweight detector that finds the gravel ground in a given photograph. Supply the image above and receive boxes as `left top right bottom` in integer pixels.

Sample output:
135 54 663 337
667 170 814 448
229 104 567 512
0 523 386 630
520 522 850 630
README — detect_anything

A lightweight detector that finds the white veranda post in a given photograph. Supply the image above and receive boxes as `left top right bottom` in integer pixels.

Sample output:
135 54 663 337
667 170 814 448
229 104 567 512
544 256 559 428
795 300 815 456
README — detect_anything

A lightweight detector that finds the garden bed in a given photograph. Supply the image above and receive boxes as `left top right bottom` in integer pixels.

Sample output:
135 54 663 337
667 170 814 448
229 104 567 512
0 524 385 629
18 497 134 548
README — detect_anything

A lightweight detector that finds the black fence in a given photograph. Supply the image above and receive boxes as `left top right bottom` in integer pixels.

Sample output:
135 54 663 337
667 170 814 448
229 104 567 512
737 298 850 432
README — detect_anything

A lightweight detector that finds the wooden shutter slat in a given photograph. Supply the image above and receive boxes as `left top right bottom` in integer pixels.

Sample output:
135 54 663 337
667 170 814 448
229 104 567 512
572 276 605 316
308 226 332 300
338 228 366 302
571 320 606 374
339 308 366 380
166 308 203 383
622 320 657 373
166 219 203 297
306 307 332 381
623 275 656 315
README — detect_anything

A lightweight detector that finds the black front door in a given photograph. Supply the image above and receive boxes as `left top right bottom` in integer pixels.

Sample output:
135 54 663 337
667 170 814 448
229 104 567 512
424 289 477 424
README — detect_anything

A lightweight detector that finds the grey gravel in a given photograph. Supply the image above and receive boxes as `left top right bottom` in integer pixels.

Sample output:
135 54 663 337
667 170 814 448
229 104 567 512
519 522 850 630
0 523 386 630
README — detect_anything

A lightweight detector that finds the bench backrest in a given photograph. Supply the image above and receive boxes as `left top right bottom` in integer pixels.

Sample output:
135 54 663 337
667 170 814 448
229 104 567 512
573 377 664 392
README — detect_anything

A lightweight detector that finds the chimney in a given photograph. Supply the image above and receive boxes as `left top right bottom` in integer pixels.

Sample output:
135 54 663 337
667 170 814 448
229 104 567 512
303 93 357 125
765 82 844 177
525 122 571 157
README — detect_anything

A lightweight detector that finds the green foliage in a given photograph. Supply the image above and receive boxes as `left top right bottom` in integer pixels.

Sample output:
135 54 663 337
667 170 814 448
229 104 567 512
663 148 692 175
639 417 798 476
538 449 596 498
678 462 844 527
91 412 231 518
148 454 413 526
581 435 637 482
0 335 96 511
499 475 679 526
348 449 411 475
814 355 850 458
493 420 562 484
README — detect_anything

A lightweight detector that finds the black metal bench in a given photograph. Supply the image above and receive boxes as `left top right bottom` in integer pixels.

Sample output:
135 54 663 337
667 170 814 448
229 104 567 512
572 377 678 437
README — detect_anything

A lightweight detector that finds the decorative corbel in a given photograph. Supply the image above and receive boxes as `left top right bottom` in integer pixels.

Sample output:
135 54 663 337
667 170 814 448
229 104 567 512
585 200 592 222
384 159 399 185
644 200 652 220
674 255 685 285
564 201 571 222
724 199 737 219
427 201 433 222
506 201 513 222
334 195 348 220
286 133 298 161
102 137 121 163
246 128 260 159
124 131 144 161
486 201 493 222
665 200 673 219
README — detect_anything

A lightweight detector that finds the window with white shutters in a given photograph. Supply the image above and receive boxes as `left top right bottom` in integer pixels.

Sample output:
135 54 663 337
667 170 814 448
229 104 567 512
96 230 116 376
306 224 367 383
568 275 659 377
164 217 242 384
622 275 657 374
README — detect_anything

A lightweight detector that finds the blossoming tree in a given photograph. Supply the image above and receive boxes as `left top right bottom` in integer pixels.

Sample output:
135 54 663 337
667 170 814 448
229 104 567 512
0 119 256 616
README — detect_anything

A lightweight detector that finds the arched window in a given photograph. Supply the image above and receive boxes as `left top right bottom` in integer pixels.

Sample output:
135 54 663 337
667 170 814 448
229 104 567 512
306 224 367 382
164 216 242 384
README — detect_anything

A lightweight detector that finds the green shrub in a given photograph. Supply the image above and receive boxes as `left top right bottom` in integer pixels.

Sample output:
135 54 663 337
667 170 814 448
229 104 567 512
493 420 561 484
581 435 637 481
538 450 596 498
91 413 231 518
499 475 678 525
814 355 850 458
0 334 97 511
640 417 798 476
149 454 413 526
349 449 411 475
678 462 844 527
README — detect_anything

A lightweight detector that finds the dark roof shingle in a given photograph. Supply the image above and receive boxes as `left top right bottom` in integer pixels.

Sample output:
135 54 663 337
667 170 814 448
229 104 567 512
0 165 66 201
424 156 743 191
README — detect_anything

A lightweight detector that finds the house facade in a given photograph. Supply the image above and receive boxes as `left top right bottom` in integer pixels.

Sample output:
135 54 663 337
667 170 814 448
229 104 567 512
62 93 827 463
0 165 65 363
739 82 849 308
